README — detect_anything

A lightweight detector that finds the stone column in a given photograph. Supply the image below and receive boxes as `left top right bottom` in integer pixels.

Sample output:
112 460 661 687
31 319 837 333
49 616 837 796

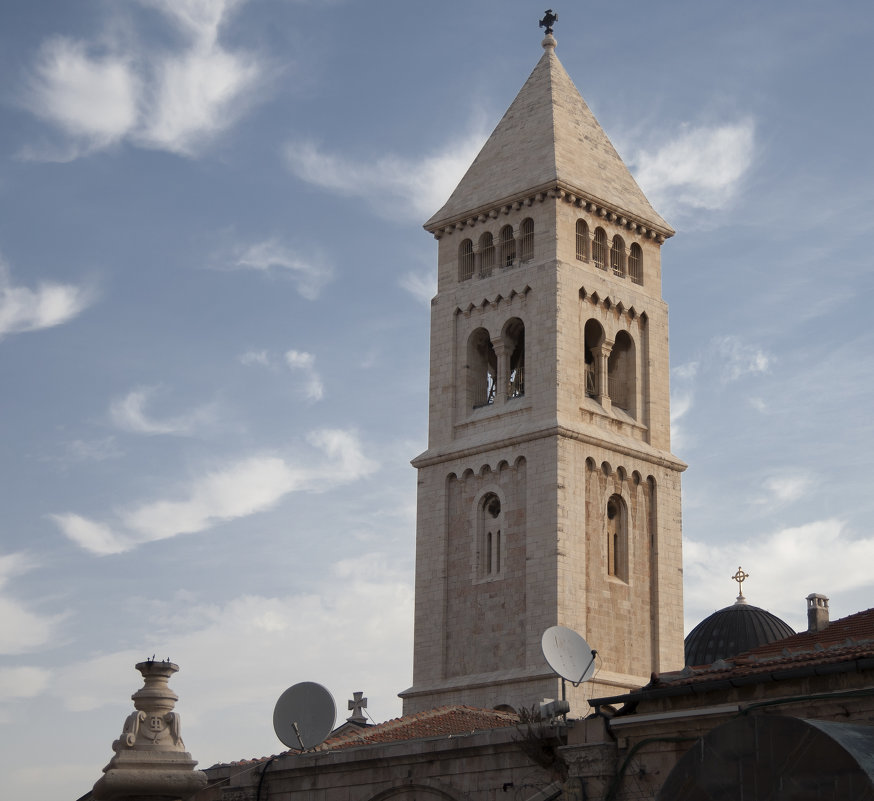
92 660 207 801
492 336 508 404
595 342 613 410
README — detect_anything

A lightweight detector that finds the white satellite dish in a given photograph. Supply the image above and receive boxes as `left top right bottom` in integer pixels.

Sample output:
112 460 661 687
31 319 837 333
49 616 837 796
272 681 336 750
541 625 597 685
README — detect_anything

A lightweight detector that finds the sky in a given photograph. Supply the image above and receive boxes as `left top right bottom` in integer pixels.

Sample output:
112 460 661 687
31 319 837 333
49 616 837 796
0 1 873 798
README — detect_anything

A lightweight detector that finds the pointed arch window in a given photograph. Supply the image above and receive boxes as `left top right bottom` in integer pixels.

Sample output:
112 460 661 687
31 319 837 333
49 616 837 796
576 219 590 261
468 328 497 408
611 235 626 277
520 218 534 262
479 232 495 277
504 318 525 399
499 225 516 267
593 228 608 271
607 330 635 416
606 494 628 581
629 243 643 285
479 493 503 577
584 319 605 399
459 239 474 281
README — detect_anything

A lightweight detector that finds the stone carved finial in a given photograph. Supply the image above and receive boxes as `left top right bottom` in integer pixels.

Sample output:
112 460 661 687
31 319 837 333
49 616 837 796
92 660 207 801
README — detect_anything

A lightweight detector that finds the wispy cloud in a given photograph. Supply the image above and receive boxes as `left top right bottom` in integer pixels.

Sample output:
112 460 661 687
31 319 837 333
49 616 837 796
0 260 92 340
670 361 698 451
20 0 261 160
283 127 487 221
109 386 218 435
239 349 270 367
399 270 435 304
53 430 378 555
49 555 413 743
231 239 333 300
684 518 874 632
713 335 771 382
631 120 755 220
757 472 813 505
0 553 63 655
285 349 323 400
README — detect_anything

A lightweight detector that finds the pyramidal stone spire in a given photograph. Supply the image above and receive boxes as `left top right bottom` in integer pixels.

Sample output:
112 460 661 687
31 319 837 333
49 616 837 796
426 34 672 236
92 660 206 801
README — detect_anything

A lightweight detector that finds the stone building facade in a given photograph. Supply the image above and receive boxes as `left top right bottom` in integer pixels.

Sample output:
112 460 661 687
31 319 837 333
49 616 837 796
400 32 685 716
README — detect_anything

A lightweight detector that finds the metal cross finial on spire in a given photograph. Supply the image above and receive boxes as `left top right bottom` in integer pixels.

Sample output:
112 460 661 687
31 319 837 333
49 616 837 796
731 566 749 603
539 9 558 36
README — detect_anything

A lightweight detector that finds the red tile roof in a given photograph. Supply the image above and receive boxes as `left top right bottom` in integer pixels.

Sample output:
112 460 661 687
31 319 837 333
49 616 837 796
319 705 520 751
214 705 519 767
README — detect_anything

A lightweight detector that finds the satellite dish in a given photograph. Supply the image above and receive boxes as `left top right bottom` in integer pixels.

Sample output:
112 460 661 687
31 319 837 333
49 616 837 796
541 625 597 685
272 681 336 750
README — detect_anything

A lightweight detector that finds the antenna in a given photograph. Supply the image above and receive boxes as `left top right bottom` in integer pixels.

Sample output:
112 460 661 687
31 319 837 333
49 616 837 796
541 625 597 686
272 682 336 750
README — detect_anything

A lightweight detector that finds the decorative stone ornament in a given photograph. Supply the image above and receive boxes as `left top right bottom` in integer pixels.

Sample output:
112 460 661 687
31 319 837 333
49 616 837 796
92 660 207 801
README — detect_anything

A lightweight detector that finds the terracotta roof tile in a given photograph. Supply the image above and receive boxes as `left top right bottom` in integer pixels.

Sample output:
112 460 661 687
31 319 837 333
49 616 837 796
318 705 519 751
213 706 519 767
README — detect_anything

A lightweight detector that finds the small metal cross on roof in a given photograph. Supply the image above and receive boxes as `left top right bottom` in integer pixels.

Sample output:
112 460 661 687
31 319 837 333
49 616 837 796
347 691 368 724
731 566 749 602
539 9 558 36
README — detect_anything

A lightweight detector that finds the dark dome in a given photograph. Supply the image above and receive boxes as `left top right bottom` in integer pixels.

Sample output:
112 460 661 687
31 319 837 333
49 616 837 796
684 601 795 666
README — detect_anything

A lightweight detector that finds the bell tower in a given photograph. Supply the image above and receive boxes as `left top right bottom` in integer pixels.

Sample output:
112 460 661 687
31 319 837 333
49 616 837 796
400 29 685 715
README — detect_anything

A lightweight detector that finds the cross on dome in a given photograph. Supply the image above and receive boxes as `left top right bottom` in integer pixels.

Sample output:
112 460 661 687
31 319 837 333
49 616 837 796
731 566 750 603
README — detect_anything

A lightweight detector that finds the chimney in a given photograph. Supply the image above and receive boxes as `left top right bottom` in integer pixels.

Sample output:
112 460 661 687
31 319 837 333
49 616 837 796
807 593 829 632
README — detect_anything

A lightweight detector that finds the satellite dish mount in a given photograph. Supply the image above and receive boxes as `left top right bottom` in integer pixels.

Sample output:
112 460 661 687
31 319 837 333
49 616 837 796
541 625 598 706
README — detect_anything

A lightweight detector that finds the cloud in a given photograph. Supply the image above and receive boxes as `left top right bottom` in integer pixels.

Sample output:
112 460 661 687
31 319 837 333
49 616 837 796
239 349 270 367
23 37 138 155
713 335 771 382
631 120 755 219
0 260 92 340
758 473 813 505
109 386 218 435
20 0 261 159
0 553 64 654
399 270 436 304
684 518 874 632
0 667 51 703
285 349 323 400
670 361 698 451
231 239 333 300
283 128 487 221
48 555 413 759
53 430 378 555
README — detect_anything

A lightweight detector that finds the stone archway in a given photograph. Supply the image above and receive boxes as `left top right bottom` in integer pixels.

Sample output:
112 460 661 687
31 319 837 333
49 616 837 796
366 784 462 801
658 715 874 801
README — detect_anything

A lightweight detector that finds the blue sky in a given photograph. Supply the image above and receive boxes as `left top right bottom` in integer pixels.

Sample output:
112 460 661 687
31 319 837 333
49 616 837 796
1 1 873 798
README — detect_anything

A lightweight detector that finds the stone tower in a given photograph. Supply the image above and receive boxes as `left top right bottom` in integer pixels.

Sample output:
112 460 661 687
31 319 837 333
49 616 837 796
400 32 685 716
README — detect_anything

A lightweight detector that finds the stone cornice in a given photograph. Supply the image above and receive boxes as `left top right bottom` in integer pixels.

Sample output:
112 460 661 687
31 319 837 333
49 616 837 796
411 423 687 473
425 179 674 242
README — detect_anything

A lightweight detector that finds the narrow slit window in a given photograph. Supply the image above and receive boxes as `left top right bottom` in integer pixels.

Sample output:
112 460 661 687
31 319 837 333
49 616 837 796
459 239 474 281
479 232 495 277
499 225 516 267
629 243 643 285
611 235 626 277
520 218 534 261
593 228 607 270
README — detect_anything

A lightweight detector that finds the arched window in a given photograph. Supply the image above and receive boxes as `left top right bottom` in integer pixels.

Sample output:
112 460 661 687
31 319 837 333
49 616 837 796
629 243 643 285
593 228 608 270
607 330 635 415
584 319 605 399
606 494 628 581
503 318 525 399
467 328 497 408
499 225 516 267
479 493 503 576
575 219 589 261
479 232 495 277
519 218 534 262
458 239 474 281
611 235 626 277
